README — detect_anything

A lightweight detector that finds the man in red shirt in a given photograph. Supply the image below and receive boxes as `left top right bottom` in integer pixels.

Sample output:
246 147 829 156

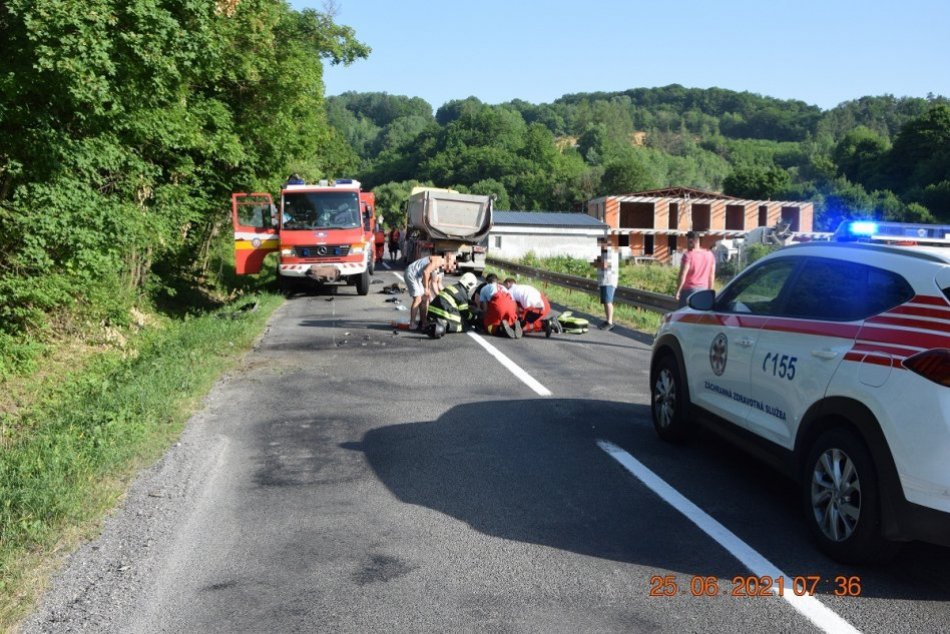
675 231 716 308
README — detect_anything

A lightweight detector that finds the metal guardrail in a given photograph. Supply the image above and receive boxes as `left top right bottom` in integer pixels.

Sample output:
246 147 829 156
486 257 679 314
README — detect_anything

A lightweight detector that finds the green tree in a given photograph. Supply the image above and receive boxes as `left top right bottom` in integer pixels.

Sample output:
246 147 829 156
886 104 950 191
370 180 425 228
577 124 610 165
600 151 658 195
832 126 889 187
435 97 483 126
723 165 792 199
0 0 368 366
471 178 510 210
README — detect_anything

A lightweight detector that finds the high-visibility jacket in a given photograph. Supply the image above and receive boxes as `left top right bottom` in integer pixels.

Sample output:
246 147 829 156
426 282 474 333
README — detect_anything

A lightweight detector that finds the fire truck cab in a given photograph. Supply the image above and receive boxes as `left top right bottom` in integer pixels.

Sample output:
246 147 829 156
232 179 378 295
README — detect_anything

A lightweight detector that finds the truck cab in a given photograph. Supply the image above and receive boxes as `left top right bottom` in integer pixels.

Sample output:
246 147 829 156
232 179 376 295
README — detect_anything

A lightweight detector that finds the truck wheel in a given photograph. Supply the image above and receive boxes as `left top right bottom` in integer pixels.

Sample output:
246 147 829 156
278 274 294 297
356 270 370 296
368 258 375 275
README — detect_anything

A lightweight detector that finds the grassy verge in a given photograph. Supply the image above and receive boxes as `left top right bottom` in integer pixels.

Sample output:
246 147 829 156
486 262 664 334
520 252 682 295
0 293 283 631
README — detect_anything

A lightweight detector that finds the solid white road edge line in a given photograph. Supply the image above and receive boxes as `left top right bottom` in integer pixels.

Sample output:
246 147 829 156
466 331 552 396
597 440 862 634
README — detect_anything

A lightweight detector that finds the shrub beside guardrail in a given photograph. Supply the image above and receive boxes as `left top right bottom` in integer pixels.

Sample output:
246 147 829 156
486 258 678 314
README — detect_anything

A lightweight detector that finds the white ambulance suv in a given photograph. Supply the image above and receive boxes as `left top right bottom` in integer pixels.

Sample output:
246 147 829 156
650 221 950 563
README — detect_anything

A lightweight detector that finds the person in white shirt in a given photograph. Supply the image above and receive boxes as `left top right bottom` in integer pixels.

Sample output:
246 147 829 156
592 237 619 330
503 278 551 334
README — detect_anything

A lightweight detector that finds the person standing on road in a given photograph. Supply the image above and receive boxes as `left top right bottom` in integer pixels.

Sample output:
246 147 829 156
593 237 619 330
388 227 401 262
674 230 716 308
404 252 457 331
374 224 386 265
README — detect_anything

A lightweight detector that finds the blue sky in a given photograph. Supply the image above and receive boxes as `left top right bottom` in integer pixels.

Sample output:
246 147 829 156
291 0 950 112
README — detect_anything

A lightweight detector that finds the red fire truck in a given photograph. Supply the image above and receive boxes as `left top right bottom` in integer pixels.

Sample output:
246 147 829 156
231 179 378 295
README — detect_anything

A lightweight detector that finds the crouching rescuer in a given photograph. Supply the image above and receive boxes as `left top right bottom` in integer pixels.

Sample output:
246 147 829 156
503 278 551 335
425 272 480 338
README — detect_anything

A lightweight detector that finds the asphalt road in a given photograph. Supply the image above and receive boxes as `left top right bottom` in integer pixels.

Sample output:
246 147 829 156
22 261 950 633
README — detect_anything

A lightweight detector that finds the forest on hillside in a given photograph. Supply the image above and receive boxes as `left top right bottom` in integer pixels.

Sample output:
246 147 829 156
1 0 948 372
326 88 950 231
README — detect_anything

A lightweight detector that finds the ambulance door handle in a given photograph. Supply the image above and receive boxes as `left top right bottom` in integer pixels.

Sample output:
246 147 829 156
737 337 754 348
812 348 840 360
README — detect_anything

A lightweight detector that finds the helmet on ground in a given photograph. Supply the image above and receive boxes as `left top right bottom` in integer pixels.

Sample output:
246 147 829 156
458 272 478 293
428 318 447 339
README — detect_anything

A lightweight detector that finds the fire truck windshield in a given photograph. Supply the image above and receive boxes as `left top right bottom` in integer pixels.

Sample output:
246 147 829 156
282 191 360 230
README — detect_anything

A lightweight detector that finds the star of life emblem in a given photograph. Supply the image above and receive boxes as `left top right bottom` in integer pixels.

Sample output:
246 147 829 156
710 333 728 376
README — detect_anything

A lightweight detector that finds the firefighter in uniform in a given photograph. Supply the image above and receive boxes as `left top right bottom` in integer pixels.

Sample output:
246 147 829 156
374 224 386 264
425 273 479 338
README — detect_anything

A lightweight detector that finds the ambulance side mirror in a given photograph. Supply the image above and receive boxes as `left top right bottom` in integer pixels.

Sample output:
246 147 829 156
688 289 715 311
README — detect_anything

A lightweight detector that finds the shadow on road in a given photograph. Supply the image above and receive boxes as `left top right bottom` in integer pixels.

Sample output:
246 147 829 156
346 398 950 602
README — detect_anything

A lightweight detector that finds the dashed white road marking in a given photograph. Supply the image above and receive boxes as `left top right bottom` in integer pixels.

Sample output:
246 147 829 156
390 271 551 396
383 268 861 632
466 331 552 396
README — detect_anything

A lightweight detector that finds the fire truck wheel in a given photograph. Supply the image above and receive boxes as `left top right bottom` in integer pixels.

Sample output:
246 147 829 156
356 270 370 296
278 275 294 297
368 258 375 275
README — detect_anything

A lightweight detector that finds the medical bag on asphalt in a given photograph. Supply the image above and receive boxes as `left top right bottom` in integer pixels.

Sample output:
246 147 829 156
554 311 588 334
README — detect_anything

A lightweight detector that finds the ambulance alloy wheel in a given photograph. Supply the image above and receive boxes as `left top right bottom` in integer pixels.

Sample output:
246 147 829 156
651 354 690 443
802 427 899 564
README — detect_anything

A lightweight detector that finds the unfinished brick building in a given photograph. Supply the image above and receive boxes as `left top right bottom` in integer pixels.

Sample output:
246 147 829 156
586 187 816 263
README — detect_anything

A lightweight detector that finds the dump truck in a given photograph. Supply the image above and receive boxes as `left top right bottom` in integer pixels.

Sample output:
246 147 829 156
403 187 493 274
231 178 378 295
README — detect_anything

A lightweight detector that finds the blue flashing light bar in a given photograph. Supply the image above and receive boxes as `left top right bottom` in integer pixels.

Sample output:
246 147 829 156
848 221 878 236
834 220 950 244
